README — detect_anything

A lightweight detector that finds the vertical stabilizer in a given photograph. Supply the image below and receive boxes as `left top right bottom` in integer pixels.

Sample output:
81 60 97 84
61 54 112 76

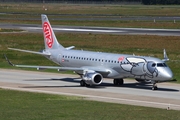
162 49 169 62
41 14 64 50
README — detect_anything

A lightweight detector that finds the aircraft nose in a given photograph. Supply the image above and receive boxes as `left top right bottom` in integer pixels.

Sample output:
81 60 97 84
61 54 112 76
165 72 173 80
163 69 173 80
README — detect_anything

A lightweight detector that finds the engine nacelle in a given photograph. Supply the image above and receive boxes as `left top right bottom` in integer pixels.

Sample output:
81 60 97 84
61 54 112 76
82 72 103 85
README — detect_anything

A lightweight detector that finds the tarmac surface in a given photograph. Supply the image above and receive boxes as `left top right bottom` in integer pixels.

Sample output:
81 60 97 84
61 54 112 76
0 69 180 110
0 23 180 36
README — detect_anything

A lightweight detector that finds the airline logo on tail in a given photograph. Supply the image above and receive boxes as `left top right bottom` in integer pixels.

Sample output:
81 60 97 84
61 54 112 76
43 22 54 48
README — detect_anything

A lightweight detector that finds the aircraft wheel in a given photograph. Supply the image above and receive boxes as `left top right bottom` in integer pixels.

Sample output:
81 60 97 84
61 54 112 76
113 79 124 86
80 80 85 86
152 83 158 90
152 86 158 90
119 79 124 85
85 83 90 87
113 79 119 85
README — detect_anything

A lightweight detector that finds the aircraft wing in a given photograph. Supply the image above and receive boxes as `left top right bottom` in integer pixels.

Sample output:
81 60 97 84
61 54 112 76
4 54 111 74
81 66 111 74
14 64 84 71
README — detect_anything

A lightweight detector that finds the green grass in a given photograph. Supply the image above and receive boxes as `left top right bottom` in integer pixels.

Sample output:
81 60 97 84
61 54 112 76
0 89 179 120
0 3 180 16
0 28 23 32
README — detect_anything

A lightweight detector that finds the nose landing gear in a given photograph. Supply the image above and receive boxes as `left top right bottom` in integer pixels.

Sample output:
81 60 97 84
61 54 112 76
152 82 158 90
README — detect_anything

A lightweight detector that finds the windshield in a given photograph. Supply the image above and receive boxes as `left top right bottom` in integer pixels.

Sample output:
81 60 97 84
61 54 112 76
157 63 167 67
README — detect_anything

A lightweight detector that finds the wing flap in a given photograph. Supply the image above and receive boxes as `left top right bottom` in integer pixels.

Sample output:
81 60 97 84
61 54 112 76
15 65 84 71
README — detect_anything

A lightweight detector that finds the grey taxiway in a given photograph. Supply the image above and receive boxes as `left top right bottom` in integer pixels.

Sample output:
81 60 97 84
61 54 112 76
0 23 180 36
0 69 180 110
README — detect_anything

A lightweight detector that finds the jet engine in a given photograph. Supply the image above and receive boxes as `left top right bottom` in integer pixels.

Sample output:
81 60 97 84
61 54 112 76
82 72 103 85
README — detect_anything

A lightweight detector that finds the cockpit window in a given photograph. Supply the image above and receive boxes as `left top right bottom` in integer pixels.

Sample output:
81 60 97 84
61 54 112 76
157 63 167 67
163 63 167 67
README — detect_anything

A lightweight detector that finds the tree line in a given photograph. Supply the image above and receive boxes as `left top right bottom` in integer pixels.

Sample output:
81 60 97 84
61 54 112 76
1 0 180 5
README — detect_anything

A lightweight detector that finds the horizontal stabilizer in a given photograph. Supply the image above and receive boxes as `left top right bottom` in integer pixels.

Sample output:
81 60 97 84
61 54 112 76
66 46 75 50
8 48 51 56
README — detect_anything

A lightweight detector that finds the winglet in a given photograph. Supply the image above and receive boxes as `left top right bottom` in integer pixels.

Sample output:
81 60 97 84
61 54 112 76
162 49 169 62
3 54 14 66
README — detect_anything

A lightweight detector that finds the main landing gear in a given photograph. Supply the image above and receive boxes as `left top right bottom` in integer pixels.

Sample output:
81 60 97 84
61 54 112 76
80 80 90 87
113 79 124 86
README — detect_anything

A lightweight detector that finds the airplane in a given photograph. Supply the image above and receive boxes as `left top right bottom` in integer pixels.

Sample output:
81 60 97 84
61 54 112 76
4 14 174 90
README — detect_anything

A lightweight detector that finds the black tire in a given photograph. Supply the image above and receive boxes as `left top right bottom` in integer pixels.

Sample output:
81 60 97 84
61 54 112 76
85 83 90 87
119 79 124 85
80 80 85 86
113 79 119 85
113 79 124 86
152 86 158 90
